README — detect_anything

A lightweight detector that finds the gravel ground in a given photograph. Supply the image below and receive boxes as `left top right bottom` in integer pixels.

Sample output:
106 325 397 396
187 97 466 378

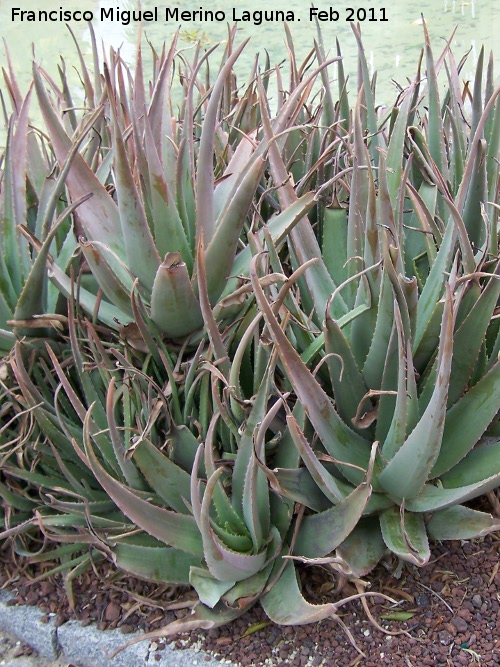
1 533 499 667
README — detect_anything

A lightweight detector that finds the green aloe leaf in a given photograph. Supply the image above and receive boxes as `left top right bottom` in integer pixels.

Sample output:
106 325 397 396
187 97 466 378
168 424 202 473
286 415 352 504
196 39 249 246
107 80 161 291
351 22 379 165
313 25 335 129
150 253 203 338
447 268 500 407
33 66 123 256
250 255 371 485
292 446 374 558
114 540 200 584
213 131 257 219
2 90 32 291
456 85 500 212
44 256 133 329
404 476 500 512
346 92 370 288
190 567 235 608
322 203 348 287
79 241 135 316
195 237 230 376
444 63 467 192
461 139 488 249
486 96 500 216
379 507 430 566
432 357 500 476
336 519 387 577
406 441 500 512
261 559 341 625
362 260 396 390
324 306 368 429
386 84 415 208
0 481 37 512
224 192 316 297
404 182 438 281
335 39 350 133
0 151 23 313
378 287 454 499
422 20 448 184
132 440 192 515
13 200 78 327
380 306 417 459
241 415 272 552
147 34 178 147
204 155 265 304
81 409 204 557
414 218 455 353
426 505 500 540
203 417 248 536
142 112 192 268
440 440 500 489
273 467 335 512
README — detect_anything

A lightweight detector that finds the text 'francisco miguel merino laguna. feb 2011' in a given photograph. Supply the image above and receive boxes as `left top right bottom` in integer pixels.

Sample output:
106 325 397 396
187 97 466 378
11 5 389 25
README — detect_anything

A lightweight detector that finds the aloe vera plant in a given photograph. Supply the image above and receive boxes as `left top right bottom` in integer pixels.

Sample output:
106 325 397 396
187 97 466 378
250 26 500 577
29 29 330 349
0 60 80 354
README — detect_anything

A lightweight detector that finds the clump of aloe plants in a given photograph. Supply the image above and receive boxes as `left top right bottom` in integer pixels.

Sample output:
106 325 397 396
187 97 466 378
1 20 500 656
252 23 500 577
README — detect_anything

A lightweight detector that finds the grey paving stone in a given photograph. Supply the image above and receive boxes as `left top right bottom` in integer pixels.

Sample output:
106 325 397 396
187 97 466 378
0 594 59 660
57 620 150 667
0 591 238 667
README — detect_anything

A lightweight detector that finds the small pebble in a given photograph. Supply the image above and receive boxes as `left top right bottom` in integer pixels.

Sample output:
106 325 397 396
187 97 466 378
415 593 430 607
104 601 121 622
54 614 66 628
438 630 454 646
471 594 482 608
119 623 135 634
452 616 469 634
458 608 473 622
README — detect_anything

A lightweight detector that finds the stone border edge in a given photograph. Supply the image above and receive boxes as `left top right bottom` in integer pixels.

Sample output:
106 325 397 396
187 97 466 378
0 591 236 667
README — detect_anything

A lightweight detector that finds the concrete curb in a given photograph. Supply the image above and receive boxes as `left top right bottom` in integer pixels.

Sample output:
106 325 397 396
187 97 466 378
0 592 236 666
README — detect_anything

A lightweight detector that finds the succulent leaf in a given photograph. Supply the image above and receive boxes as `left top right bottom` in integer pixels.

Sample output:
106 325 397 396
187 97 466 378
426 505 500 540
378 287 454 499
379 507 430 566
